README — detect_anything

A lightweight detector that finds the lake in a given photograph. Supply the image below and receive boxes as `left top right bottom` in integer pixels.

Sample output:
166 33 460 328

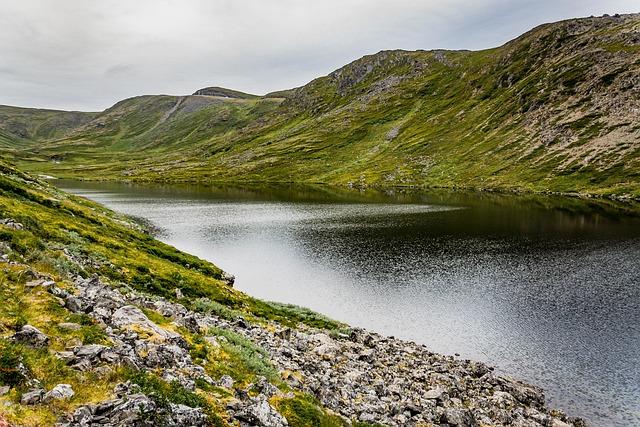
55 180 640 426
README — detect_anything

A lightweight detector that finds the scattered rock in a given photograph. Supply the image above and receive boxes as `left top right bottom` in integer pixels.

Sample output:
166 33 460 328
221 271 235 286
234 395 288 426
39 272 582 427
444 407 478 426
26 279 55 288
424 387 445 400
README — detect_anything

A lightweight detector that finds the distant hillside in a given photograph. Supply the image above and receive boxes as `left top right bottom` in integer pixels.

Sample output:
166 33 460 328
8 13 640 199
193 86 259 99
0 105 97 145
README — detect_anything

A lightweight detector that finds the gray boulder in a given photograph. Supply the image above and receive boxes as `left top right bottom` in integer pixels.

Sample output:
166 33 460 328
12 325 49 348
234 395 288 426
21 388 44 405
43 384 74 402
111 305 181 342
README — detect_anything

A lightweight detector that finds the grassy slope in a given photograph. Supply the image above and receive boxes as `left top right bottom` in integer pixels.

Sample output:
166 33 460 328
9 13 640 199
0 105 97 144
0 159 354 425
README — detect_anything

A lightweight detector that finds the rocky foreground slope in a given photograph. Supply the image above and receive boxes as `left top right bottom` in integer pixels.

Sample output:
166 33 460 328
0 167 588 426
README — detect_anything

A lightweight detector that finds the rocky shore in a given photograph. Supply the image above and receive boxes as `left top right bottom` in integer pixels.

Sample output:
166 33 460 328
7 270 585 426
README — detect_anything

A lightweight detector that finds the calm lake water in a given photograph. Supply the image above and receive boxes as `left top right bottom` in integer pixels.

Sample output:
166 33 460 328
56 180 640 426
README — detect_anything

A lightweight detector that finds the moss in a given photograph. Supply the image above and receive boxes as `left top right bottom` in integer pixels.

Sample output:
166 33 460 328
274 394 347 427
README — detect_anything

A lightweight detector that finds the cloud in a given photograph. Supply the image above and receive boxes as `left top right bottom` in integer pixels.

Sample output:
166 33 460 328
0 0 637 111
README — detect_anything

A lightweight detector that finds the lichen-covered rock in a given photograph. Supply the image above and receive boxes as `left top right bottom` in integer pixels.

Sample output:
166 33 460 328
60 387 209 427
12 325 49 348
111 305 180 342
233 394 288 426
21 389 44 405
43 384 74 402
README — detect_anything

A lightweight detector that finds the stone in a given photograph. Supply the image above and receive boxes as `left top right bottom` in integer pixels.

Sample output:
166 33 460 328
43 384 74 402
444 408 478 427
551 420 573 427
219 375 235 389
0 219 23 230
358 348 375 362
74 344 107 359
275 328 292 340
169 403 209 425
58 322 81 331
234 395 288 426
20 389 44 405
424 387 445 400
0 386 10 396
54 351 75 362
204 336 220 347
221 271 235 286
111 305 181 342
12 325 49 348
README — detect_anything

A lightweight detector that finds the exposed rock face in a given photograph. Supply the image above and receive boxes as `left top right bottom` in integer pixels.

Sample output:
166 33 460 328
44 274 585 427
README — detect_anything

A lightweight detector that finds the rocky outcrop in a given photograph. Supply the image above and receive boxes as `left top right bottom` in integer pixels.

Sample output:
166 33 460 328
59 381 208 427
43 274 584 427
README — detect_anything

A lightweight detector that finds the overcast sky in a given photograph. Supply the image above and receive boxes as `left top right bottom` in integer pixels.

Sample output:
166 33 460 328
0 0 637 111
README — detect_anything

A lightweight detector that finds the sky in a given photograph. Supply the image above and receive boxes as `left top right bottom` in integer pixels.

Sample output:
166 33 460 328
0 0 637 111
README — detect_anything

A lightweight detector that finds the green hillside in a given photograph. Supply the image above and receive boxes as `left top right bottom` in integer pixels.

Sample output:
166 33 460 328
0 106 97 148
7 13 640 199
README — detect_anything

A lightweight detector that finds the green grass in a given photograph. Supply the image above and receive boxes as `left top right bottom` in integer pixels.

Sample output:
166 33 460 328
273 394 348 427
206 326 279 382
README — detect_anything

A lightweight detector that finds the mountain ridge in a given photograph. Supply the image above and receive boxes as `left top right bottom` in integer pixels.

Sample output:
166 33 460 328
3 13 639 200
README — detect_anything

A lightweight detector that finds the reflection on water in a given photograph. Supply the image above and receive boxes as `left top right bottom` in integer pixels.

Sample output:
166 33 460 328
56 181 640 427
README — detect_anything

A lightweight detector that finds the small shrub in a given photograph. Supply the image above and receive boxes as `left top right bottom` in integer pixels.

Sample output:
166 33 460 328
208 326 278 381
126 370 205 408
192 298 241 322
79 325 109 345
0 339 28 387
274 395 347 427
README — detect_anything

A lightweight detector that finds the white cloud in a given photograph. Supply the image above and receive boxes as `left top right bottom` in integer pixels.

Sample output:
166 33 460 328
0 0 637 111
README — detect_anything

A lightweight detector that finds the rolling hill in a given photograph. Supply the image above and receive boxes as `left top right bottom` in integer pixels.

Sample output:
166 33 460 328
5 13 640 199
